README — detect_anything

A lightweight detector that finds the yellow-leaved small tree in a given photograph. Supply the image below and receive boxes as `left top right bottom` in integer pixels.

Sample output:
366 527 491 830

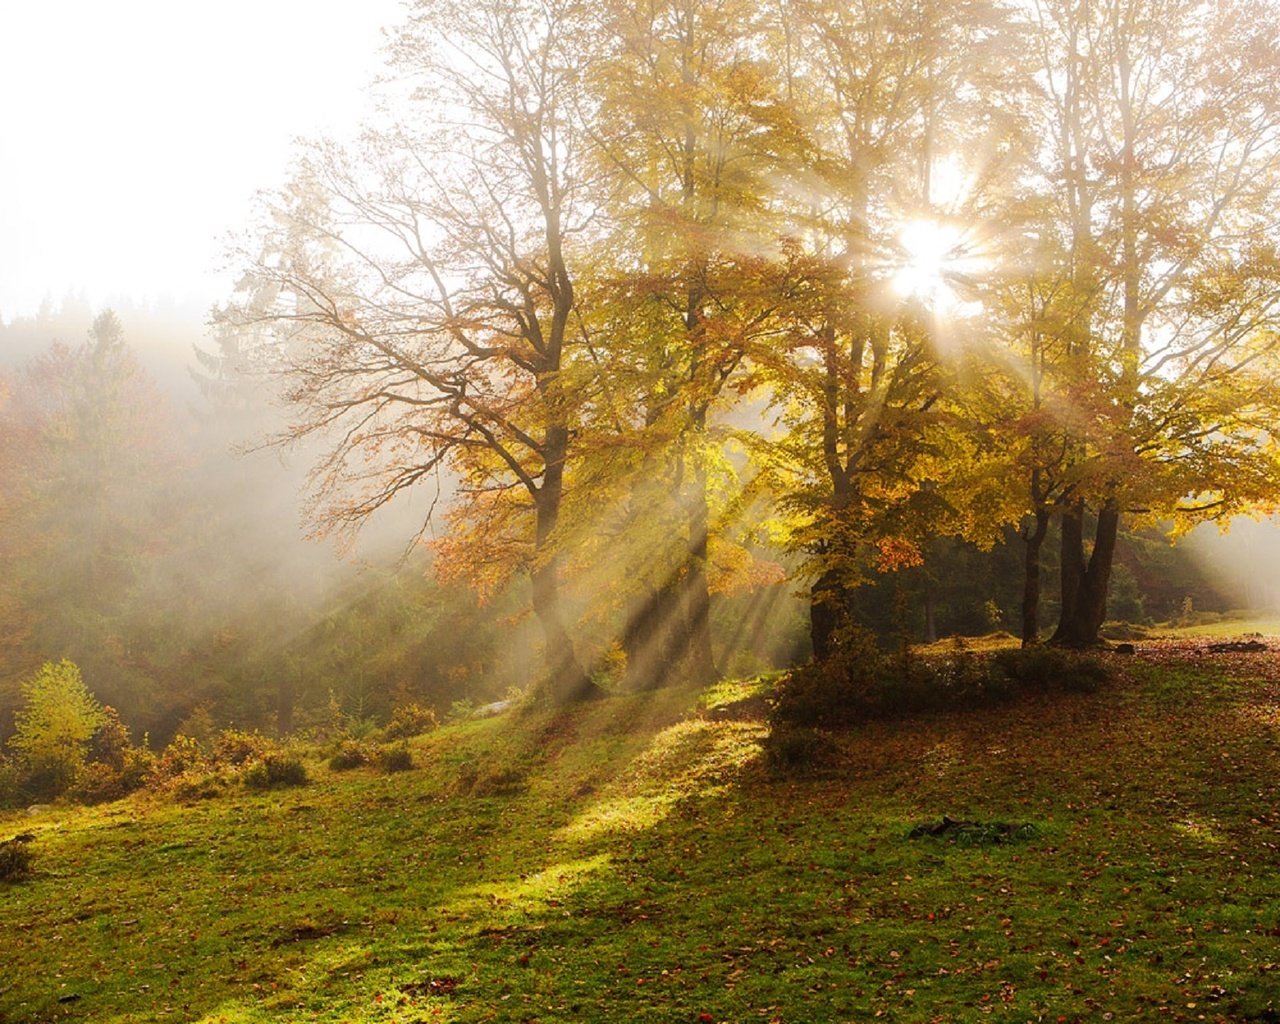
8 659 104 799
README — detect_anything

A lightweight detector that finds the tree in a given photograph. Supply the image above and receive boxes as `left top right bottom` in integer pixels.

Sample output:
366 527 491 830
0 312 182 728
1008 0 1280 646
7 660 104 798
751 0 1020 658
575 0 783 687
226 0 605 700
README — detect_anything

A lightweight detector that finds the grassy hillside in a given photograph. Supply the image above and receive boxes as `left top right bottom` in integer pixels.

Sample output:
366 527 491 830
4 648 1280 1023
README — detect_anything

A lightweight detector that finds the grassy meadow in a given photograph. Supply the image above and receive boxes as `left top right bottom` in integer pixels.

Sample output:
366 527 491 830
4 639 1280 1023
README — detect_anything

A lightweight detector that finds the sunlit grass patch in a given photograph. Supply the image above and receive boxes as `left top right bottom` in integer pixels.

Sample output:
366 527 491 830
698 672 776 710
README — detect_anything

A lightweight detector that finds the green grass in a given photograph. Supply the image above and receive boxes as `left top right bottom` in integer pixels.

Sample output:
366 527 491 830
4 656 1280 1023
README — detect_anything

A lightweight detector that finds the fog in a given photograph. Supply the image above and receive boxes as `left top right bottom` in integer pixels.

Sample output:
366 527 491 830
0 301 515 743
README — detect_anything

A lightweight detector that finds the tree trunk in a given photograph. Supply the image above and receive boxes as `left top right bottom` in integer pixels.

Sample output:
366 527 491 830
809 567 849 661
532 434 601 702
621 578 684 691
1020 508 1050 647
531 553 599 701
682 458 718 686
1050 499 1119 647
922 582 938 644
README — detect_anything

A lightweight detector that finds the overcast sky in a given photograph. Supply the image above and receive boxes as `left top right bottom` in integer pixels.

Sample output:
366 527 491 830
0 0 403 322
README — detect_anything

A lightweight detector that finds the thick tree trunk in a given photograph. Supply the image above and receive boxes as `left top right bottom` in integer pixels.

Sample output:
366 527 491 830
809 567 849 662
533 428 601 702
922 583 938 644
621 578 685 691
530 555 599 701
1050 499 1119 647
1020 508 1050 647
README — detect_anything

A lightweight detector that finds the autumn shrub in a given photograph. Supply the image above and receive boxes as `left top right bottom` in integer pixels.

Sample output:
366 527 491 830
762 724 840 775
171 769 232 802
244 751 308 790
774 640 1113 730
329 740 373 771
70 761 129 805
88 706 132 770
384 702 438 740
0 839 34 882
151 735 207 781
118 745 156 792
990 647 1111 693
771 627 884 728
212 729 272 766
377 743 414 773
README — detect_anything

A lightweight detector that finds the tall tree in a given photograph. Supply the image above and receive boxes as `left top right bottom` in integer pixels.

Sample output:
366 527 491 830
1011 0 1280 646
226 0 604 700
0 312 180 729
755 0 1019 658
580 0 782 687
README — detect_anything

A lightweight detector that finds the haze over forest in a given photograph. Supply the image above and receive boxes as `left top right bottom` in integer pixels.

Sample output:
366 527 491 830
6 0 1280 745
9 3 1280 1022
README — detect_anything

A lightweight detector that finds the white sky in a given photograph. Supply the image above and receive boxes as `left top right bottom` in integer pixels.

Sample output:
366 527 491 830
0 0 404 320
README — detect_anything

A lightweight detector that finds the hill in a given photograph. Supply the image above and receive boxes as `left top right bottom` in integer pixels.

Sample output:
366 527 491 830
4 646 1280 1023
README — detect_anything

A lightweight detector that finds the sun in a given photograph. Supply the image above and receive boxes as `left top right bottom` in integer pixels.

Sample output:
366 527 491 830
891 218 969 307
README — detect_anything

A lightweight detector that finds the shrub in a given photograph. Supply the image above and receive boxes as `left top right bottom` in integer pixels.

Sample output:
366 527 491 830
329 741 373 771
212 729 271 766
7 660 105 799
762 724 840 775
89 707 132 770
118 745 156 792
171 769 231 802
378 743 414 773
990 647 1111 693
771 628 884 728
384 702 438 740
244 752 308 790
151 735 207 780
0 838 34 882
70 761 128 805
773 639 1114 731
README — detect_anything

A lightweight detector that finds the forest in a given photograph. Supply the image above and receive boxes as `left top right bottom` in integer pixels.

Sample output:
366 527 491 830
5 0 1280 1021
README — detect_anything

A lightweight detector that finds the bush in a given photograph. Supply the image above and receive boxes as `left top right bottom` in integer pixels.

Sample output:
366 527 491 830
118 745 156 793
70 761 129 805
89 707 132 770
773 639 1114 730
151 735 206 780
762 724 840 775
771 628 884 728
171 769 231 802
244 752 308 790
384 702 438 740
990 647 1111 693
0 838 34 882
378 743 414 773
212 729 271 767
329 741 373 771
